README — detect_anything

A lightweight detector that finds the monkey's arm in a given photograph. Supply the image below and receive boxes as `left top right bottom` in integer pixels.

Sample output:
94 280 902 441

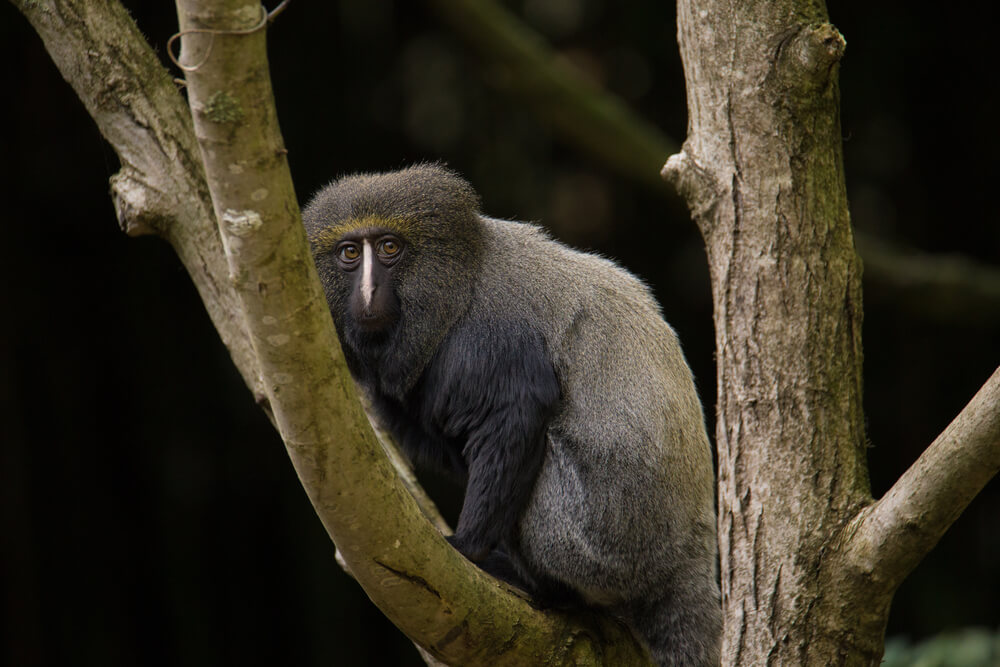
426 321 560 562
367 393 468 478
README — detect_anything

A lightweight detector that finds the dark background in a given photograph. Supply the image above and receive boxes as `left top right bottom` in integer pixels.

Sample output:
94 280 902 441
2 1 997 665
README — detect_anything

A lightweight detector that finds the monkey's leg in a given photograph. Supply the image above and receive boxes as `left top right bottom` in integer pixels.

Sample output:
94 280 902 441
613 586 722 667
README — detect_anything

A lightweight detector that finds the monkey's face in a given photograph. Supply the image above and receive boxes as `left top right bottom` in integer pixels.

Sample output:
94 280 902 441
330 228 404 334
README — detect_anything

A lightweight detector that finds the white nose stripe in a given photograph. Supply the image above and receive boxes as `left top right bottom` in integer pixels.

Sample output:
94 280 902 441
360 239 374 308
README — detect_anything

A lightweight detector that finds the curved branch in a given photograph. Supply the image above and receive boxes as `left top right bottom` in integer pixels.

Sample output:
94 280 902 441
845 365 1000 593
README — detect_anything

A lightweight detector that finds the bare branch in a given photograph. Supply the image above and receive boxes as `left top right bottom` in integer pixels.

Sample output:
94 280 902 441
846 365 1000 593
857 233 1000 327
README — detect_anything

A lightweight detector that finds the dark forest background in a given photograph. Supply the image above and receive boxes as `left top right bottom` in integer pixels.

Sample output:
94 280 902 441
2 1 998 665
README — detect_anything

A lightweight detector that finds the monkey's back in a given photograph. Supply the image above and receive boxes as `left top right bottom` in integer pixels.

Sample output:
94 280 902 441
468 218 716 605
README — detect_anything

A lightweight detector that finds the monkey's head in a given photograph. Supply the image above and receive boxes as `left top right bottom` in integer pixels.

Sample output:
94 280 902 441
303 164 485 389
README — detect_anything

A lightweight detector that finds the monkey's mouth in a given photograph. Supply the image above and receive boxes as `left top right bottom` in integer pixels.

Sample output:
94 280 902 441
354 309 397 333
349 289 399 333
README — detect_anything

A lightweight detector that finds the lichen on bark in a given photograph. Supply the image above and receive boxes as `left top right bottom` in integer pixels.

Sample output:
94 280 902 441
204 90 245 123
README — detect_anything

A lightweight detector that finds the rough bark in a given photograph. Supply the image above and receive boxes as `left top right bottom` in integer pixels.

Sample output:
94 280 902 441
666 7 872 661
664 1 1000 664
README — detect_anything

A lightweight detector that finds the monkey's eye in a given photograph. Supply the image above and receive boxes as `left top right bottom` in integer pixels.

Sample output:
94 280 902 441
379 239 400 256
339 243 361 262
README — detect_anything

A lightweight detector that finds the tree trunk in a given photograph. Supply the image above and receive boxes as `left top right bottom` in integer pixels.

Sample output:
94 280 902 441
665 0 1000 663
663 2 876 663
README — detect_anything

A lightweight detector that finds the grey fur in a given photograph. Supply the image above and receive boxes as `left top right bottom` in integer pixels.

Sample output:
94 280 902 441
303 164 721 666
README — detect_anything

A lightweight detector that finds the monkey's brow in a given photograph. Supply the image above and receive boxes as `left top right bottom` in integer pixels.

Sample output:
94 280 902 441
308 216 411 252
309 227 343 253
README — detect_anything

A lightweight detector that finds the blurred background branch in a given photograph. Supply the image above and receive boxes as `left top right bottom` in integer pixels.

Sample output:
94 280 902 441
424 0 678 196
425 0 1000 326
859 235 1000 327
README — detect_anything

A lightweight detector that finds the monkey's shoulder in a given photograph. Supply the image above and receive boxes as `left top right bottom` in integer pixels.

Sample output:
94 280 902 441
472 217 677 354
471 217 703 437
477 217 660 310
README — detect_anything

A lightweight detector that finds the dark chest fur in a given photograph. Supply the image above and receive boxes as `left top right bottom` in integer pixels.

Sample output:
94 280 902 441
343 318 561 481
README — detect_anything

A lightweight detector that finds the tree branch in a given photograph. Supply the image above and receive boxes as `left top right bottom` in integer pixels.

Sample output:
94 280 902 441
845 365 1000 593
857 234 1000 327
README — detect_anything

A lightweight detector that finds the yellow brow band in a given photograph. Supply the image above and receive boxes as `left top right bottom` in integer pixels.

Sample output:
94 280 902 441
309 215 413 253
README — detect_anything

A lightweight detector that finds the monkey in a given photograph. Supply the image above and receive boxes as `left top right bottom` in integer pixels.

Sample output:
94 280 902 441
302 164 721 666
